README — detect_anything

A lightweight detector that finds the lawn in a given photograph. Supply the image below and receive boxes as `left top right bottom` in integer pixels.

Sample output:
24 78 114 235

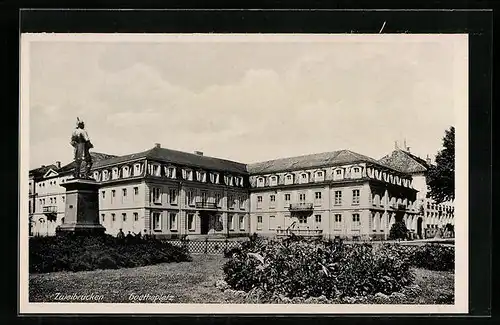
29 254 454 304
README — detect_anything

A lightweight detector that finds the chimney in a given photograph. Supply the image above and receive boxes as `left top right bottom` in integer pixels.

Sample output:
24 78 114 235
154 143 161 148
56 161 61 169
194 151 204 156
426 154 431 165
406 147 411 152
394 141 399 150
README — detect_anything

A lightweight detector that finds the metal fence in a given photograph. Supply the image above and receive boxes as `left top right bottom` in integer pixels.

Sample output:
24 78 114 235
166 239 245 255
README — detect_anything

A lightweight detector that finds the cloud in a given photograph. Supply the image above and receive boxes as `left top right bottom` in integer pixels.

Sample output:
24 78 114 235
28 37 460 169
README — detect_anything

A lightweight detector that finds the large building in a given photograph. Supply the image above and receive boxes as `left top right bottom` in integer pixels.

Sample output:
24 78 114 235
379 145 455 239
29 144 446 240
247 150 418 240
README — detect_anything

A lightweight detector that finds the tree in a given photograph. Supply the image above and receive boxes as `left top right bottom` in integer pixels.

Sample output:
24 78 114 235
426 126 455 204
389 221 408 240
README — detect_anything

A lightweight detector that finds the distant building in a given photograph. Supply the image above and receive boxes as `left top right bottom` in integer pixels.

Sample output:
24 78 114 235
379 146 455 239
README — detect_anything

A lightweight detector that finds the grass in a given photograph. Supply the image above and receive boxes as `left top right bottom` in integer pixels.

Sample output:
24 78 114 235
29 254 454 304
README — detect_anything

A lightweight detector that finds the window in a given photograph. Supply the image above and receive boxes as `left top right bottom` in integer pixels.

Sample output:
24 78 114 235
314 192 322 205
269 215 276 230
334 214 342 229
134 187 139 196
169 188 178 204
122 188 127 202
299 193 306 202
284 193 291 203
239 196 245 209
201 191 208 204
228 215 234 231
298 215 308 224
186 190 195 206
62 196 65 203
122 213 126 222
102 191 106 199
270 176 278 186
257 216 263 230
111 190 116 203
101 214 105 222
167 167 176 179
317 171 323 177
315 215 322 224
215 192 222 207
134 213 138 221
256 196 262 209
285 174 293 185
353 167 360 173
258 178 265 187
228 194 235 209
188 213 195 231
239 215 245 230
112 213 116 222
152 187 161 204
352 214 361 229
336 170 342 175
169 212 177 231
352 189 360 204
269 195 276 208
152 212 161 231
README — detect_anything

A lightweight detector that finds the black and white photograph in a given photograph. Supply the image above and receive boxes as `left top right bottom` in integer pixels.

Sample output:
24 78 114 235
20 33 468 314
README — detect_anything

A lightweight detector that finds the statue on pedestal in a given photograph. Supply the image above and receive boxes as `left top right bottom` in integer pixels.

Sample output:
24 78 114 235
70 117 94 179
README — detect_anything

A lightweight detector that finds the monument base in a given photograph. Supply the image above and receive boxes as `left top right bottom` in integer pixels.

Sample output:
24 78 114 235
56 223 106 236
56 178 106 236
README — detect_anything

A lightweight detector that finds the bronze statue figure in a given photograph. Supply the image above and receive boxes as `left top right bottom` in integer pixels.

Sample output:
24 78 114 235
70 117 94 179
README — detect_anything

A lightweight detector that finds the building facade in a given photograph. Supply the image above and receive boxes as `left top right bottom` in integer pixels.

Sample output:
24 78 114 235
29 146 428 240
379 147 455 239
247 150 419 240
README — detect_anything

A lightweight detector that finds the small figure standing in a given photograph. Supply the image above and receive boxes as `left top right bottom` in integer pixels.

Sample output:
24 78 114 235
70 117 94 179
116 228 125 239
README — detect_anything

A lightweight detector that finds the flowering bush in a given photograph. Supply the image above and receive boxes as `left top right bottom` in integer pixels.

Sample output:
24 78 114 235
223 240 415 300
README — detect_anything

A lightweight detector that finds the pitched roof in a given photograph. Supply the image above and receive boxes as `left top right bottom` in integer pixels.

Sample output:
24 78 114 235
58 152 118 174
247 149 397 174
29 164 59 179
378 149 429 174
93 146 248 174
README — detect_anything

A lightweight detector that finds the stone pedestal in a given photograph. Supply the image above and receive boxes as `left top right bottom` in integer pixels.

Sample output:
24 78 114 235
55 179 106 236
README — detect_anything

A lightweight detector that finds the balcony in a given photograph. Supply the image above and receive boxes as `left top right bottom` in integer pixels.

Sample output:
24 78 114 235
276 227 323 239
43 206 57 213
195 201 218 209
289 202 314 211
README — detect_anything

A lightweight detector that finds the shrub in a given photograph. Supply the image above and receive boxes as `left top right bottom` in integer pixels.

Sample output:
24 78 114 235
410 244 454 271
223 240 415 300
389 221 409 240
29 234 192 273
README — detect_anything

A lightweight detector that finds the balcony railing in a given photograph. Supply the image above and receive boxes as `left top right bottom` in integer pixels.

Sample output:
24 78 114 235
195 201 218 209
397 204 407 210
276 227 323 238
43 206 57 214
289 202 314 211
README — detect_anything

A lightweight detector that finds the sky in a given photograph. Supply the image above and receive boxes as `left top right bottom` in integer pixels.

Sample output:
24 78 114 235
26 34 465 170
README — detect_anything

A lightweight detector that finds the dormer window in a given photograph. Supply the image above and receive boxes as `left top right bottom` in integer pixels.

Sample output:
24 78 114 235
122 166 130 178
351 166 362 179
257 177 265 187
166 166 176 179
300 173 309 184
133 163 143 176
93 171 100 181
112 168 119 180
196 171 206 182
102 170 109 181
182 169 193 181
269 176 278 186
284 174 294 185
334 168 344 180
315 170 325 182
153 165 161 177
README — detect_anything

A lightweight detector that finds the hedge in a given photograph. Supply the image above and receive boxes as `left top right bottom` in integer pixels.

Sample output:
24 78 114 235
29 234 192 273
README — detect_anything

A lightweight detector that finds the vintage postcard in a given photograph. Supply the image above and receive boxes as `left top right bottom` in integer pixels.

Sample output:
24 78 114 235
20 33 468 314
